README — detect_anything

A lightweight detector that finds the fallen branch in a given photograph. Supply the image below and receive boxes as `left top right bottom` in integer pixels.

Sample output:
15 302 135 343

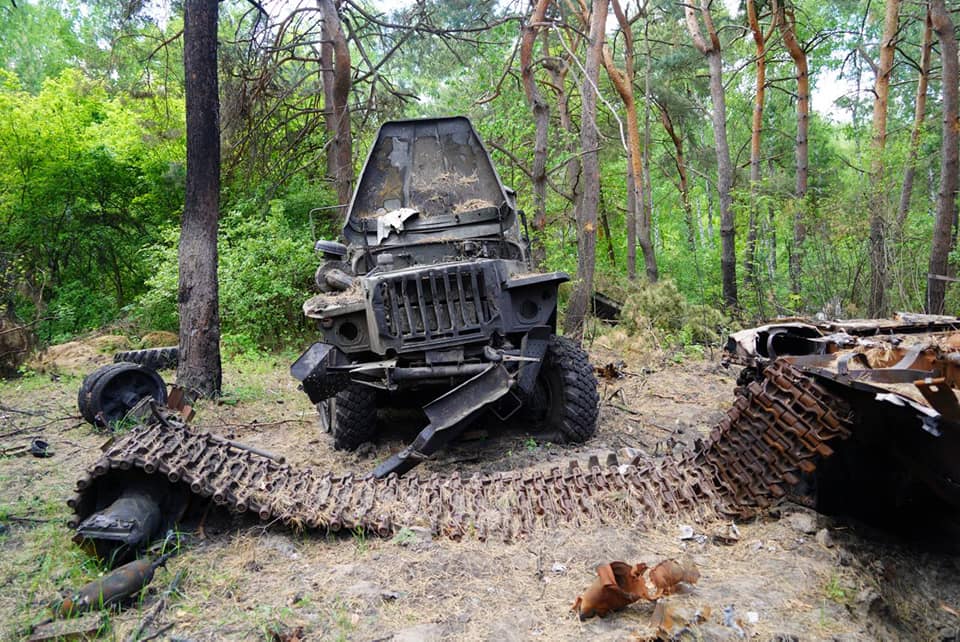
608 402 640 416
0 416 76 440
137 623 174 642
5 515 52 524
126 568 186 642
647 392 687 403
209 418 311 430
0 403 43 416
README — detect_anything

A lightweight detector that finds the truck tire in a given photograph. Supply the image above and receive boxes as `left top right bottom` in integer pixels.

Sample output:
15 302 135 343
528 335 599 443
331 384 378 451
114 346 179 371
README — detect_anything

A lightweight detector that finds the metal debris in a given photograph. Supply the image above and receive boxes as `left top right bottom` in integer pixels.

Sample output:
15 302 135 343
56 553 171 616
572 561 648 619
725 314 960 514
711 522 741 545
572 558 700 620
1 438 52 458
647 558 700 597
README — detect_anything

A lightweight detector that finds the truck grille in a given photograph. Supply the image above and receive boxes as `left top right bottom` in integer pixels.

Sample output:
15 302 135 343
376 266 497 345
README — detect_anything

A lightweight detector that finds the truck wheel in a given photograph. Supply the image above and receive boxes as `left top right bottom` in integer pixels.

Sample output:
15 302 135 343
331 384 378 450
527 335 599 443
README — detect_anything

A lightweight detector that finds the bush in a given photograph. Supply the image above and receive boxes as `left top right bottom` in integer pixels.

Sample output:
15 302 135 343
619 279 732 348
135 199 317 352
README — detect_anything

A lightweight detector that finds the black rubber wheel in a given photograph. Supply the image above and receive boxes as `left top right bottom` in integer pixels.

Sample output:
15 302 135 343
113 346 179 370
81 363 167 428
331 384 378 451
78 363 135 424
525 335 599 443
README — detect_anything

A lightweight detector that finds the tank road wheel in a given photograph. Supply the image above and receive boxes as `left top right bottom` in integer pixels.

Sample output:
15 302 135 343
526 335 599 443
330 384 378 451
78 363 130 424
114 346 179 370
78 363 167 428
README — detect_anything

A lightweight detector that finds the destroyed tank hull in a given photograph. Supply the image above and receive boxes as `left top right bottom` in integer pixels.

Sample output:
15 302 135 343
726 313 960 527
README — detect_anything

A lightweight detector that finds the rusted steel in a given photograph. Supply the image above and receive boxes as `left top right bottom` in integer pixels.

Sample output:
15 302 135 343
646 558 701 598
571 558 700 620
72 361 854 550
725 314 960 512
572 562 647 619
56 554 170 616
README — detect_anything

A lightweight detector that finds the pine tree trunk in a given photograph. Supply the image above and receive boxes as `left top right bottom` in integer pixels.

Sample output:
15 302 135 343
521 0 551 269
563 0 607 339
178 0 222 398
744 0 775 300
685 0 737 309
927 0 958 314
779 3 809 297
897 8 932 234
601 0 657 282
319 0 353 206
868 0 901 317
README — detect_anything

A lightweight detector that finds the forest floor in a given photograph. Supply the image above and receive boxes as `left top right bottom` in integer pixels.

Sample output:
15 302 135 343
2 337 960 641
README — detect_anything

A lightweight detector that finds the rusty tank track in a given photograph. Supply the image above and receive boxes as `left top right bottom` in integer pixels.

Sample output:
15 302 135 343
70 361 852 541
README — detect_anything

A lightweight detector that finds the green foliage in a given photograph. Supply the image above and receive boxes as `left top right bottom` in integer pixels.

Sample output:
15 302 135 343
137 198 318 352
620 280 732 347
0 0 952 356
0 68 186 341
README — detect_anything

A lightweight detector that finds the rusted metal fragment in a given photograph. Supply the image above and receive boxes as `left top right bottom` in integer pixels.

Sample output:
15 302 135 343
647 558 700 597
650 600 712 636
56 555 170 616
572 562 648 619
915 377 960 422
572 558 700 620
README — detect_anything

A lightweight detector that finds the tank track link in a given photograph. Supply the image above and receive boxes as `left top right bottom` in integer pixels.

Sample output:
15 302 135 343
70 361 852 541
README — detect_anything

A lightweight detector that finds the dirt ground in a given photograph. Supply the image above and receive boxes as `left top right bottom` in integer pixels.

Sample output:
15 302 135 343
2 340 960 641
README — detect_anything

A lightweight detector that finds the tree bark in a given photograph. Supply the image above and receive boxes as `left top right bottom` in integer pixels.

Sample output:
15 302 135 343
179 0 222 398
778 2 809 297
744 0 777 298
319 0 353 206
601 0 657 282
685 0 737 309
563 0 606 338
521 0 552 269
867 0 901 317
658 100 703 289
544 21 581 211
927 0 958 314
897 6 933 233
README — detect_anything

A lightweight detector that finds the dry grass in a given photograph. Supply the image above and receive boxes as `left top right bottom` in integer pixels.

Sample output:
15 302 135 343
2 339 958 640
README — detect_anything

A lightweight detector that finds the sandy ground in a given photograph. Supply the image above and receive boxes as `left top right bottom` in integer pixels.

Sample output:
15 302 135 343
2 341 960 640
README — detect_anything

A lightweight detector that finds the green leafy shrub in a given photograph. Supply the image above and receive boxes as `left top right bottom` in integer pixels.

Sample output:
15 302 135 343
136 199 317 352
619 279 732 348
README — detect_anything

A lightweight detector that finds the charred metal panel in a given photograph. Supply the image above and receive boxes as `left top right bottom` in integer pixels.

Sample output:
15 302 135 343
368 260 503 353
344 117 518 248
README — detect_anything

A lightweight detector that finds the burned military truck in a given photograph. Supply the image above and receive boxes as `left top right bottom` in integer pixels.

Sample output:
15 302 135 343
291 117 599 477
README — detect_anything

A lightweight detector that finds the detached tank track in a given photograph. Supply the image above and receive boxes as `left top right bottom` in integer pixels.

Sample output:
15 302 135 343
70 361 852 541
